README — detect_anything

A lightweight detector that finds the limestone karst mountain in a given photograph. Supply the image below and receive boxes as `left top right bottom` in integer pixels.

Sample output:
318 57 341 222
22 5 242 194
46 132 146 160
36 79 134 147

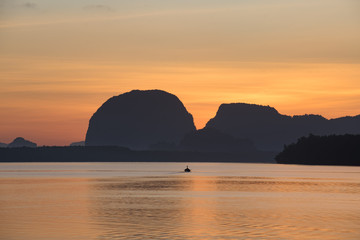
206 103 360 151
85 90 196 149
85 91 360 152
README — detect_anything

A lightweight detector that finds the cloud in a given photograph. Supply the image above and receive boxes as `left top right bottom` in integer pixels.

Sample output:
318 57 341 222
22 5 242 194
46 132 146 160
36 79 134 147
23 2 37 9
83 5 112 12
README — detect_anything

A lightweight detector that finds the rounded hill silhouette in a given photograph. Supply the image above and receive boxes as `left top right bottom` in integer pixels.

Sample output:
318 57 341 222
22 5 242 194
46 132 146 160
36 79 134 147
7 137 37 148
85 90 196 149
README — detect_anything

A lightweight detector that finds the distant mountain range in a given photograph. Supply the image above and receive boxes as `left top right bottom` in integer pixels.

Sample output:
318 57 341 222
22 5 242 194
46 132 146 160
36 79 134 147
2 90 359 164
85 90 360 152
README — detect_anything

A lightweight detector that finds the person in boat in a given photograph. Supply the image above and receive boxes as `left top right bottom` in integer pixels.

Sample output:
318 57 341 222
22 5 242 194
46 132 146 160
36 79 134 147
184 165 191 172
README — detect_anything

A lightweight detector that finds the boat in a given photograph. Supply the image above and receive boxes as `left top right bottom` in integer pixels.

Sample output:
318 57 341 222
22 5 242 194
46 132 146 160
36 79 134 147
184 165 191 172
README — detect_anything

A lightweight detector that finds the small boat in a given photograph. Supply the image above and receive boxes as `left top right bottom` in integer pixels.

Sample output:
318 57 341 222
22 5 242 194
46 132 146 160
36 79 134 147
184 165 191 172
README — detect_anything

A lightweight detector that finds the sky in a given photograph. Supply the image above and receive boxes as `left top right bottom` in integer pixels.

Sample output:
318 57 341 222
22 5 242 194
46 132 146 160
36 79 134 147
0 0 359 146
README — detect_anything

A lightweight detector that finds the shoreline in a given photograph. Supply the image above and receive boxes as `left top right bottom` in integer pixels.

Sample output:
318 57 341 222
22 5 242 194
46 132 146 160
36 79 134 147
0 146 276 164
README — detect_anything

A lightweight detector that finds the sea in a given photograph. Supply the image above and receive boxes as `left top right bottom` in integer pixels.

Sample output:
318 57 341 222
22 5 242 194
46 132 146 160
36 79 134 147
0 162 359 240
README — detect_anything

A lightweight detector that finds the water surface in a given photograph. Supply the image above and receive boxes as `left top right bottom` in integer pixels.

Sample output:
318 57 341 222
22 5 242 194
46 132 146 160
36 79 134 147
1 162 360 239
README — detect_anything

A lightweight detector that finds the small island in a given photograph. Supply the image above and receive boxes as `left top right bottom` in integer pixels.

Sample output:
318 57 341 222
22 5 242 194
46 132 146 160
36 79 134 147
275 134 360 166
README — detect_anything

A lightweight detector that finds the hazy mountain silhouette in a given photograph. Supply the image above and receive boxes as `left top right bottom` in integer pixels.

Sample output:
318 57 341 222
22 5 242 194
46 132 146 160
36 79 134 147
206 103 360 151
70 141 85 146
0 142 7 148
7 137 37 148
276 134 360 166
179 128 256 153
85 90 196 149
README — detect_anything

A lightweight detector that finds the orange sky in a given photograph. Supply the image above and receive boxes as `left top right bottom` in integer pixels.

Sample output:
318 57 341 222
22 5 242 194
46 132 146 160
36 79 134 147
0 0 359 145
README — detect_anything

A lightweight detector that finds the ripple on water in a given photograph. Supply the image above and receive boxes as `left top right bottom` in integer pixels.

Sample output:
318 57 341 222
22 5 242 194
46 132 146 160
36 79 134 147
1 163 360 239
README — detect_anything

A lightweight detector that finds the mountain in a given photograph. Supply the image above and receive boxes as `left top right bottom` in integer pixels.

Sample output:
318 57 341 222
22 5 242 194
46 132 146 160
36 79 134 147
7 137 37 148
85 90 196 149
206 103 360 151
179 128 256 153
0 142 7 148
70 141 85 146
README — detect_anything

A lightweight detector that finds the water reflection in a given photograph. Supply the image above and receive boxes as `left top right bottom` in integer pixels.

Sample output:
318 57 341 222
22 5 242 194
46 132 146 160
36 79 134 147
1 163 360 240
0 178 99 240
90 176 360 239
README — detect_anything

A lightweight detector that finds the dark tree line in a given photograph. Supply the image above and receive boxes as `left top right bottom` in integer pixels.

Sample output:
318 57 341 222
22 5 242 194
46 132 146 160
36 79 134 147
275 134 360 166
0 146 276 163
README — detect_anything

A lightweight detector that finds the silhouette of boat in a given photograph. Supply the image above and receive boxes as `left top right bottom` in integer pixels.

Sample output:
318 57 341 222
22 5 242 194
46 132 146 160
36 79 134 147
184 165 191 172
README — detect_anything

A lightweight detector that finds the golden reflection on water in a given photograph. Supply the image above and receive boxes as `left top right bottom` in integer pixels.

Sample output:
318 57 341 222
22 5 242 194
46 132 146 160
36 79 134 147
90 176 360 239
0 178 99 240
1 174 360 239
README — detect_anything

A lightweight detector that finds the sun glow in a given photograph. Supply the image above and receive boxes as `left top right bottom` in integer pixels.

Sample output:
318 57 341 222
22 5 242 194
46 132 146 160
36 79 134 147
0 0 359 145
